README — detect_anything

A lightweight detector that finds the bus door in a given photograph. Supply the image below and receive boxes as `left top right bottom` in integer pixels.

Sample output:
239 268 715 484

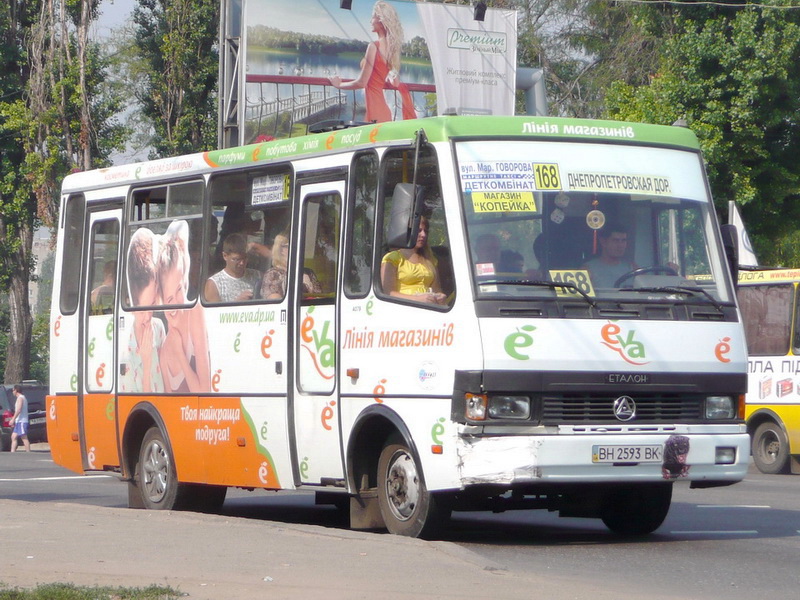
80 206 123 471
291 180 345 485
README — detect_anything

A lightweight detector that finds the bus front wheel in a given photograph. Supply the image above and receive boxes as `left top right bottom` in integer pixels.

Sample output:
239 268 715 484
377 442 448 538
137 426 185 510
600 483 672 535
752 421 790 474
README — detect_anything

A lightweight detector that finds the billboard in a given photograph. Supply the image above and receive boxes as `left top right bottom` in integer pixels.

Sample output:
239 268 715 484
242 0 517 143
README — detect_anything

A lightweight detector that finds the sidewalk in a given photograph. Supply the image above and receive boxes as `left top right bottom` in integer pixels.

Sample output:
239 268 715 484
1 497 682 600
3 498 523 599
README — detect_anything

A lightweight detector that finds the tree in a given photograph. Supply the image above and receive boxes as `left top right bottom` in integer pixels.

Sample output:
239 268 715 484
133 0 219 158
0 1 39 382
512 0 671 117
0 0 126 381
605 6 800 265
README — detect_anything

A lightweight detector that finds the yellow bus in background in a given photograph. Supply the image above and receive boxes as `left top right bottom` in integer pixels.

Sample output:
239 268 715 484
738 268 800 473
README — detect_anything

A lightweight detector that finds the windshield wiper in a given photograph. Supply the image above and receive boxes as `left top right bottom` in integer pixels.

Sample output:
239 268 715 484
478 278 597 308
620 285 724 313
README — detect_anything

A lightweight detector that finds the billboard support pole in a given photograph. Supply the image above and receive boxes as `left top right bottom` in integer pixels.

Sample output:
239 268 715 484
219 0 241 149
516 67 548 116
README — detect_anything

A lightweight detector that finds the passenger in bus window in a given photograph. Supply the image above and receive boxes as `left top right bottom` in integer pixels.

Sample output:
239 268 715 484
381 216 446 305
90 260 116 311
211 205 266 272
121 227 165 393
523 234 546 280
498 250 524 274
582 226 638 288
204 233 261 303
260 232 324 299
158 220 211 393
261 231 289 299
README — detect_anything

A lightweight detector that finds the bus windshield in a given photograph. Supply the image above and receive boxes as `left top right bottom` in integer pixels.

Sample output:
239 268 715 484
456 140 733 306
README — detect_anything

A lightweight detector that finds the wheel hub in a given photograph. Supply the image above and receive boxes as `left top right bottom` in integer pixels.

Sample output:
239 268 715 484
142 441 169 502
385 451 420 521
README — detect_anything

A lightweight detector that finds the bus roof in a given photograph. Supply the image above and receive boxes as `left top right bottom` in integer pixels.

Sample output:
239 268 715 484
61 115 701 194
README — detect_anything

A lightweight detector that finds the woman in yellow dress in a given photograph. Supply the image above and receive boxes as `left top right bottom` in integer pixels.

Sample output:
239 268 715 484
381 216 446 305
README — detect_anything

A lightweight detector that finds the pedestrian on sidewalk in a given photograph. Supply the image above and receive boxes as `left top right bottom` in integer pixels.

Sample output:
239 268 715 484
10 384 31 452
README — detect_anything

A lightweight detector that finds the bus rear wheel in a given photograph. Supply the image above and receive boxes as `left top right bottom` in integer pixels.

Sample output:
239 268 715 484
600 483 672 536
377 442 448 538
752 421 790 474
137 426 187 510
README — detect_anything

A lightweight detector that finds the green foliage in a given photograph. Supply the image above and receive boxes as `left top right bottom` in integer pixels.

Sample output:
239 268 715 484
133 0 219 157
0 583 180 600
29 310 49 384
0 1 127 381
605 7 800 266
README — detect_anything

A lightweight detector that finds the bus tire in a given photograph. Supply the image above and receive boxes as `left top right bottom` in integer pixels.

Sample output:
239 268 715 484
752 421 790 474
600 483 672 536
137 426 187 510
377 442 448 538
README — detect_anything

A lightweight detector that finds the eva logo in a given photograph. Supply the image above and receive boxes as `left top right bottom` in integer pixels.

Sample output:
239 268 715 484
504 325 536 360
300 307 335 380
601 321 649 366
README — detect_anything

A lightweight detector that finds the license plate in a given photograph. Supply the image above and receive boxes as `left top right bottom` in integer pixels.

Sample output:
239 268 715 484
29 417 46 425
592 444 663 463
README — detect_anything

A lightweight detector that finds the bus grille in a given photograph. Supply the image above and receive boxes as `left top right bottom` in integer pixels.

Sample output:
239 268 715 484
541 394 703 423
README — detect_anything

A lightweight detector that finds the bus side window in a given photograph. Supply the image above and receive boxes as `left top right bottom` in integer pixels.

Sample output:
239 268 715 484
344 152 378 298
301 194 340 300
206 169 292 304
378 147 454 307
60 195 85 315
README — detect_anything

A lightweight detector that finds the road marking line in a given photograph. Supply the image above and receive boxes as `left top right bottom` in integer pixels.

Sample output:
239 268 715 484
696 505 771 509
670 530 758 535
0 475 114 482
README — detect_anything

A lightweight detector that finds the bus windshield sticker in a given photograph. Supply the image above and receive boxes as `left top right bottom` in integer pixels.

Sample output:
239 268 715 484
252 174 289 205
566 172 672 196
471 191 536 213
549 270 596 297
460 161 539 191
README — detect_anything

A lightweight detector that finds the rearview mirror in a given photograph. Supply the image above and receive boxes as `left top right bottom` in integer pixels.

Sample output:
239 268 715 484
720 223 739 287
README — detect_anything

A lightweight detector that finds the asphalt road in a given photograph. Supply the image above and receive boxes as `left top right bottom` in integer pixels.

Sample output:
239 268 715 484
2 446 799 599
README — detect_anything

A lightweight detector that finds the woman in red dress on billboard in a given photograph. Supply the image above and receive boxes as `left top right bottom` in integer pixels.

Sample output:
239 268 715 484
328 1 416 122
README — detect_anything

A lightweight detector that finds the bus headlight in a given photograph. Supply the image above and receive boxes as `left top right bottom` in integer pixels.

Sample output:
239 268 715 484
705 396 735 420
488 395 531 419
465 393 488 420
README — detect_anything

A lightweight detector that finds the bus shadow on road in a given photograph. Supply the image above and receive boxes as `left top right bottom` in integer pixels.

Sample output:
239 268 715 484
219 493 800 545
